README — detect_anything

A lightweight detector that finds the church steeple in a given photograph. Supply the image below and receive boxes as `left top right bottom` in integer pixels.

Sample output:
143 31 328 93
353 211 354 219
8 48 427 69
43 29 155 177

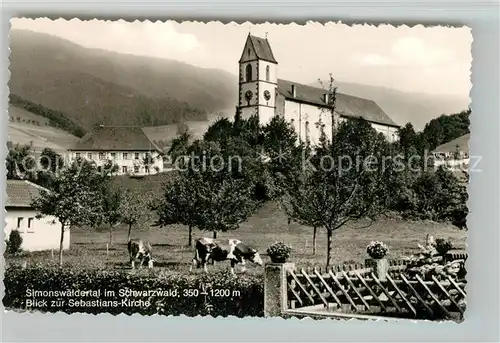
237 34 278 124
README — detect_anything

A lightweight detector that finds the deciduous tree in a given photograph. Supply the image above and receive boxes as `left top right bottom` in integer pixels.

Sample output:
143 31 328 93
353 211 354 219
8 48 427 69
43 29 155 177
281 77 395 266
6 143 36 181
101 185 122 245
167 139 260 240
154 174 204 247
118 189 152 242
31 158 105 266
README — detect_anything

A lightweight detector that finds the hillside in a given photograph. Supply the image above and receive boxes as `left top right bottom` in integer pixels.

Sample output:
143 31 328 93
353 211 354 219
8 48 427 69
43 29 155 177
9 29 238 130
311 80 470 131
8 104 80 154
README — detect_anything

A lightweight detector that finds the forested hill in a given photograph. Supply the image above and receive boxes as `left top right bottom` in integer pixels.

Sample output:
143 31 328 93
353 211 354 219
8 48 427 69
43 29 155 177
9 29 238 129
10 94 87 138
421 109 470 150
398 109 470 153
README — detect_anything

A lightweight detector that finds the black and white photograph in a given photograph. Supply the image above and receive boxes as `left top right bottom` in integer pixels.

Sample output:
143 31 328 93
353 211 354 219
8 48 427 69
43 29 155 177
4 19 471 322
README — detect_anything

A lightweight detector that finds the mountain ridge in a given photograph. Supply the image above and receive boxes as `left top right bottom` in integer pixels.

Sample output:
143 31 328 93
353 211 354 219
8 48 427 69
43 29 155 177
9 29 469 134
9 29 238 130
308 80 470 131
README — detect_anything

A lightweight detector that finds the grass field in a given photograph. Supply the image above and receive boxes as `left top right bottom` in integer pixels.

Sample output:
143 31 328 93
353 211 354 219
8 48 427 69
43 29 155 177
8 104 81 155
8 201 467 276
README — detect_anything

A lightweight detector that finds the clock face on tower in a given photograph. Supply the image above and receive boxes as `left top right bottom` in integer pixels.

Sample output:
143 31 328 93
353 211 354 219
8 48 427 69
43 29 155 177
263 90 271 101
245 90 253 102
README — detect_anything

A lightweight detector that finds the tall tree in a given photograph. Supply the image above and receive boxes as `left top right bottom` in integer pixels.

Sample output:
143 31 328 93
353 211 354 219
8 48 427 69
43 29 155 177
203 117 234 144
195 176 258 239
118 189 152 242
168 131 191 167
6 142 36 181
101 185 122 245
261 115 300 200
31 158 105 266
283 121 393 266
397 123 418 157
39 147 65 173
153 174 204 247
181 139 260 239
36 148 65 190
281 77 395 266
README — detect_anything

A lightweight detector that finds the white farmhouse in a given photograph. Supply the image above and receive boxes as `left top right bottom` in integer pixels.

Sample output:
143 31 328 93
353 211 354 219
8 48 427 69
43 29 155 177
237 34 400 145
67 126 164 176
5 179 70 252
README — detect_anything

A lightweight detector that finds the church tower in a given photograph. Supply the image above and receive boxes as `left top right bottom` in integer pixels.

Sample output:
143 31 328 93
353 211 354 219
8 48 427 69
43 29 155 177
237 33 278 124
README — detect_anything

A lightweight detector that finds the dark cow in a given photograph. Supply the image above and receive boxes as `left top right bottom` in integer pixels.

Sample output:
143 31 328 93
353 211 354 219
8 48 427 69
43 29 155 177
190 237 263 275
127 238 155 269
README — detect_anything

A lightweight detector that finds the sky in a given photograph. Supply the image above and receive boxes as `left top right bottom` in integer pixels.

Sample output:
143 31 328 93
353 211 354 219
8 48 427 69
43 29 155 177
10 18 472 96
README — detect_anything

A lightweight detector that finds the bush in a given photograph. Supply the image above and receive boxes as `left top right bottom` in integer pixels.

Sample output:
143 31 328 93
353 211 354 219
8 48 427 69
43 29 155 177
366 241 389 259
435 238 453 256
6 230 23 255
2 264 264 317
266 241 292 263
392 168 468 224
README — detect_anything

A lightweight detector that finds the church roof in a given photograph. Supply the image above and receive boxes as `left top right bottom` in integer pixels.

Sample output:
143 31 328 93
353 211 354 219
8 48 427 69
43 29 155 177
277 79 400 128
70 126 163 152
240 34 278 64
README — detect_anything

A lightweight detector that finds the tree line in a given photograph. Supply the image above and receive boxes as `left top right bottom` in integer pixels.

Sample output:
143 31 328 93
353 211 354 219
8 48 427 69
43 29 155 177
7 77 469 267
9 94 88 138
9 93 208 133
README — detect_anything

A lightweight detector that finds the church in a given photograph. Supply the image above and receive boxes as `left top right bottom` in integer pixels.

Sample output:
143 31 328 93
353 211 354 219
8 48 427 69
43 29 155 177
237 34 401 145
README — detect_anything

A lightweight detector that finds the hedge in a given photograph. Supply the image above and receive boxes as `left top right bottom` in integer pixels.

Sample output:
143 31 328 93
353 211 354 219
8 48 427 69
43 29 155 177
3 264 264 317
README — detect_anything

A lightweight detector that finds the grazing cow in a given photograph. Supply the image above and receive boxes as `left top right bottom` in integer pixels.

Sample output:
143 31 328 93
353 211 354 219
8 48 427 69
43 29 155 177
127 238 154 269
190 237 263 276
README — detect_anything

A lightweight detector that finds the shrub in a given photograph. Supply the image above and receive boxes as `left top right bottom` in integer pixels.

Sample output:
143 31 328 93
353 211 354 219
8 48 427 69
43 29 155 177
6 230 23 255
366 241 389 259
2 264 264 317
266 241 292 263
389 166 468 224
435 238 453 256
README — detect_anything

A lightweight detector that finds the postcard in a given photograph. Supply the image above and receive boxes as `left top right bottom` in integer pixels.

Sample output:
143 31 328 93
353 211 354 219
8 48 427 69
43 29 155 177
4 19 471 322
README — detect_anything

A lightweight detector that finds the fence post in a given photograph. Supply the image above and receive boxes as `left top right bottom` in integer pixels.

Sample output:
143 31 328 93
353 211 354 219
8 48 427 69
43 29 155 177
365 258 388 281
264 262 295 317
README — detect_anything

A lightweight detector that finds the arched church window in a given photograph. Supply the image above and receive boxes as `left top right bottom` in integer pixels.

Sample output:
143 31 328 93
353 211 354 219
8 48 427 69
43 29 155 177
266 65 270 81
246 64 252 82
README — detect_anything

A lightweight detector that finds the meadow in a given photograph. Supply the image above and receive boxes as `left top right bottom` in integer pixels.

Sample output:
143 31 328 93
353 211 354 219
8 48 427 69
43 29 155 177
8 105 80 154
7 200 467 276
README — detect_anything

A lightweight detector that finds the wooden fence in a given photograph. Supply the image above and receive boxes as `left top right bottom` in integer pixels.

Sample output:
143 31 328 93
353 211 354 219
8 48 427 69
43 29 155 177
264 253 467 322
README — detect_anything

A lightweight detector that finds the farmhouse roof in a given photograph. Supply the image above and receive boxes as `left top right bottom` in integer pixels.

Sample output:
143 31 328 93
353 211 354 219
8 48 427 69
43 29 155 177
432 133 470 154
239 34 278 64
277 79 400 128
70 126 163 152
6 179 48 208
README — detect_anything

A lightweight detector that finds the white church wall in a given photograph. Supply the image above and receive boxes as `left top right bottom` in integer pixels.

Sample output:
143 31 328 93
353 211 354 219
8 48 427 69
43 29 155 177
284 100 335 145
